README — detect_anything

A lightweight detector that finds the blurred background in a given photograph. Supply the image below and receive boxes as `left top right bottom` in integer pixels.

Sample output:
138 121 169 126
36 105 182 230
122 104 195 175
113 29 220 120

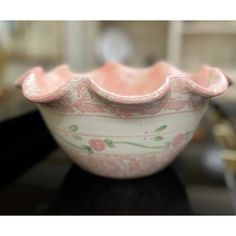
0 21 236 215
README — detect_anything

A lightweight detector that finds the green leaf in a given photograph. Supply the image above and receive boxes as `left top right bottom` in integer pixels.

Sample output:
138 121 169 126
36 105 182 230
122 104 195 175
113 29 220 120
73 135 82 140
154 125 167 133
81 145 93 153
153 136 164 141
104 139 116 148
68 125 79 132
107 143 116 148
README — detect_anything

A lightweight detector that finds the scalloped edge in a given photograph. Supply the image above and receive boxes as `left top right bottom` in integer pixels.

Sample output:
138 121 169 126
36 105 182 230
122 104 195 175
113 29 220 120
15 62 232 104
86 62 232 104
15 65 74 103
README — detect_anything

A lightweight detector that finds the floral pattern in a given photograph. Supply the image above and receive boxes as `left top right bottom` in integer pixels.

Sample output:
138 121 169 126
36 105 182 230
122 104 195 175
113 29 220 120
89 139 107 151
52 124 195 155
53 128 193 178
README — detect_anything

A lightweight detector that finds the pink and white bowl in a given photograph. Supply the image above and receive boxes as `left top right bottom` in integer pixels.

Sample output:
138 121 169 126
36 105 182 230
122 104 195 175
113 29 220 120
15 62 232 178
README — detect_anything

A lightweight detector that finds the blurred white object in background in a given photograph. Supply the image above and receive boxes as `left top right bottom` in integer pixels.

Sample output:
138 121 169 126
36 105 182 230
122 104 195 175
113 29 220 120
96 27 133 63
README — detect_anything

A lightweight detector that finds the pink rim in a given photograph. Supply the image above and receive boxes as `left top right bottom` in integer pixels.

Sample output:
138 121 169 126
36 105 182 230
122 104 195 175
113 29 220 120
15 62 232 104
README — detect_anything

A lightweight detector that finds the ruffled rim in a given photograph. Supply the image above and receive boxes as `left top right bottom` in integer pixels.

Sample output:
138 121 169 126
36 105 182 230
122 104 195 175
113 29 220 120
15 62 232 104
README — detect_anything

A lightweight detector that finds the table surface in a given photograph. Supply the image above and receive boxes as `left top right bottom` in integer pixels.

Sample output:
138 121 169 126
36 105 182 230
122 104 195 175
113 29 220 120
48 165 193 215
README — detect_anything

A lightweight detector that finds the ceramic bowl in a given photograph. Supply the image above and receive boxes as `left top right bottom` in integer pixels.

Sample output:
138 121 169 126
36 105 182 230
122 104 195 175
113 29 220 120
15 62 231 178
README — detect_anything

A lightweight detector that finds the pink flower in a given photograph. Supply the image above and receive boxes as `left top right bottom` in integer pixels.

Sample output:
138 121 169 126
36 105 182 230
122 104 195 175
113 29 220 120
172 133 185 146
89 139 106 151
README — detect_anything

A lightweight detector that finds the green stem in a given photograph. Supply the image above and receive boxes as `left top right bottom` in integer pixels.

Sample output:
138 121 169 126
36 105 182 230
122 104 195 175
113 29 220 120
56 134 82 149
113 141 170 149
54 132 83 150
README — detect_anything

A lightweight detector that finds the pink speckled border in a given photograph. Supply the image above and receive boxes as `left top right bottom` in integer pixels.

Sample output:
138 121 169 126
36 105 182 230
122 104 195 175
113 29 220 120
57 137 184 178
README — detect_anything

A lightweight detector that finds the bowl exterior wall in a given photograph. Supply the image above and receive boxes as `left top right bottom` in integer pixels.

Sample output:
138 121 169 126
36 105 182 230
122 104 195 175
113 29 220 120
39 95 208 178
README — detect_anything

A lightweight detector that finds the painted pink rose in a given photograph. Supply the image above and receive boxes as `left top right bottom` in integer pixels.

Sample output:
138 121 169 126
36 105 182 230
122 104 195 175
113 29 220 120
89 139 106 151
172 133 185 146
